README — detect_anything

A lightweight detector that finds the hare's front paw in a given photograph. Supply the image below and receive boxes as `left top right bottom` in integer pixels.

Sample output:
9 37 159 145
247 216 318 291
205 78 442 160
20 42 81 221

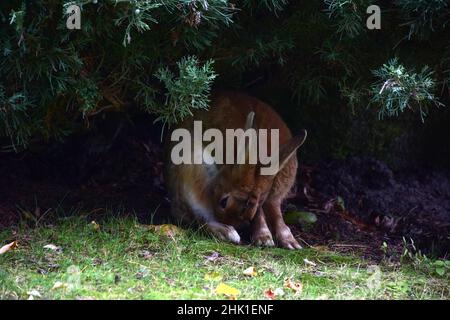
206 222 241 244
251 229 275 247
276 225 302 250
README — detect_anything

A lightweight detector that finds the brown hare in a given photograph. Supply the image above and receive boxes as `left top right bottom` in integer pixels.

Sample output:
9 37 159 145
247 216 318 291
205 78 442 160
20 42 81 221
164 91 307 249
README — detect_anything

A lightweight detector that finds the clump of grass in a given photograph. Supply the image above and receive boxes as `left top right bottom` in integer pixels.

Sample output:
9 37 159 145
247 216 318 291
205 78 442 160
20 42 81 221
0 216 448 300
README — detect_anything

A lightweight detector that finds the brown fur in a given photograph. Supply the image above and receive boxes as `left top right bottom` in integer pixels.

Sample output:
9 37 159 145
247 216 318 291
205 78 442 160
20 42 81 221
164 91 306 249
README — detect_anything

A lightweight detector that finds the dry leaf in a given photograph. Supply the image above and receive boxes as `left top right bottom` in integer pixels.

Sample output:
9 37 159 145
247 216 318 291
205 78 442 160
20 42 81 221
204 271 223 281
264 288 276 300
274 288 285 297
303 258 317 266
52 281 68 290
264 287 284 300
149 224 183 239
0 241 18 255
243 266 257 277
27 289 41 300
284 278 303 293
43 244 60 251
205 251 221 262
216 283 240 298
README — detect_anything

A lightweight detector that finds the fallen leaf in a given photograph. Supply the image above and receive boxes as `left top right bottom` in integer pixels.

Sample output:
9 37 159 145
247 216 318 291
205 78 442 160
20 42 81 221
264 288 284 300
264 287 285 300
0 241 18 255
52 281 68 290
243 266 257 277
284 278 303 293
149 224 183 240
303 258 317 266
274 288 285 297
43 244 60 251
204 271 223 281
205 251 221 262
27 289 41 300
264 288 275 300
216 283 240 298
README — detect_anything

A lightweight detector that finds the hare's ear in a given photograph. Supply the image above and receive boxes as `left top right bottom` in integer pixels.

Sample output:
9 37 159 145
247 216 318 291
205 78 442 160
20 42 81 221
278 129 307 171
244 111 255 130
243 111 256 161
235 112 257 168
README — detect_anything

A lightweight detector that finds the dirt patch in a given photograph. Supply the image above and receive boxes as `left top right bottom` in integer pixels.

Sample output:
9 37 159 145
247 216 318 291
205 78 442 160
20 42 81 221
291 157 450 258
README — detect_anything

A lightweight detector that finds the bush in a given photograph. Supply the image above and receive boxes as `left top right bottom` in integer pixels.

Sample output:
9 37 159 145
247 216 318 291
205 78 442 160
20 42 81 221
0 1 448 164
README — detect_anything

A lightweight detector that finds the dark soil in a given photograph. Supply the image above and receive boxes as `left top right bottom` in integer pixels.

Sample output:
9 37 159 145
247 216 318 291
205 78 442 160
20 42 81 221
1 114 448 258
0 114 170 228
291 157 450 258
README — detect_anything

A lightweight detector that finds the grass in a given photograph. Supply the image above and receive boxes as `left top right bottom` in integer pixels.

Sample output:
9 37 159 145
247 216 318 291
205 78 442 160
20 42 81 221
0 216 448 300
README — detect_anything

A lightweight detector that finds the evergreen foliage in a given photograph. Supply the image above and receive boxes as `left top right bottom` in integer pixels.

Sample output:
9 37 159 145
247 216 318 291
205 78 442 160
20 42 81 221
371 58 443 121
153 56 217 126
0 1 449 159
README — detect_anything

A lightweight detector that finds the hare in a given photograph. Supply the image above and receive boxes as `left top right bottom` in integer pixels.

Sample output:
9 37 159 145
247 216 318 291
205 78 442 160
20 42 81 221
164 91 307 249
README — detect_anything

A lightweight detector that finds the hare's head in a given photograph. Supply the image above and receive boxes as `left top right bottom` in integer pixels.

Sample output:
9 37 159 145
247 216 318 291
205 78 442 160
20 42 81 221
209 112 307 227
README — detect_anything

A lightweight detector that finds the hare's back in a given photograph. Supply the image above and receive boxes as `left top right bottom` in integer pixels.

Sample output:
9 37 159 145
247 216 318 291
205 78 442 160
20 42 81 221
203 92 293 144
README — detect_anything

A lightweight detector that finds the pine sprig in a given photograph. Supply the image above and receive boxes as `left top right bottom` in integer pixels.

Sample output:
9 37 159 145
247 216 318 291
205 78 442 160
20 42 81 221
152 56 217 126
323 0 371 38
371 58 444 121
395 0 450 39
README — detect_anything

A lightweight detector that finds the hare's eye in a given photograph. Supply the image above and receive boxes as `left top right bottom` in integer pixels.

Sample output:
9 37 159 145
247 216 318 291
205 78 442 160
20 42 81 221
219 196 229 209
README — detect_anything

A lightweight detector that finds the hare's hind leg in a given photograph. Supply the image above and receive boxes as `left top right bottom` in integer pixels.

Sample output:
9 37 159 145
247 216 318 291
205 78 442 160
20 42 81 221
263 157 302 250
263 201 301 249
251 208 275 247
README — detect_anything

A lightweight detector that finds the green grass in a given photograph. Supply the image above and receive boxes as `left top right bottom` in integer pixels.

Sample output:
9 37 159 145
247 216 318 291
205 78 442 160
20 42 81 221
0 216 448 300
